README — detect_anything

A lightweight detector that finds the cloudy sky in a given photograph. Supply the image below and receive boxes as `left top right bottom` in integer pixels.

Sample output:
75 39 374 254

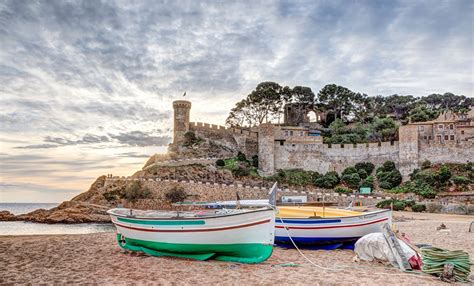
0 0 472 202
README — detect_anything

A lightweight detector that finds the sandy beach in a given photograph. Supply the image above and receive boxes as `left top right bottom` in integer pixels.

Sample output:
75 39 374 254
1 211 473 285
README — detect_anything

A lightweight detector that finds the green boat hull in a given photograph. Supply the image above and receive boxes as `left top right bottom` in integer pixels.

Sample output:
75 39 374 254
116 234 273 264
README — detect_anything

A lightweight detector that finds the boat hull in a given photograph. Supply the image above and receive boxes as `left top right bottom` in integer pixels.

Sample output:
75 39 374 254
275 208 392 248
109 208 275 264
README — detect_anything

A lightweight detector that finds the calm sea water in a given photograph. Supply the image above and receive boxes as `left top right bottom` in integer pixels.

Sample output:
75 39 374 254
0 203 59 215
0 203 115 236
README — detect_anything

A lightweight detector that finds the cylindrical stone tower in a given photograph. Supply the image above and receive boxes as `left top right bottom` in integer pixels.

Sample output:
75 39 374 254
172 100 192 145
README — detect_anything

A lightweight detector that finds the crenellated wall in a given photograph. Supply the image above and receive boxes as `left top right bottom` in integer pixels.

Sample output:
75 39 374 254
273 141 400 175
259 124 474 178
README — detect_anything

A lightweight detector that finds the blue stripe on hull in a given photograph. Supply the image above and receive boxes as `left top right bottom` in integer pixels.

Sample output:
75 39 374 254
275 236 359 250
275 236 360 244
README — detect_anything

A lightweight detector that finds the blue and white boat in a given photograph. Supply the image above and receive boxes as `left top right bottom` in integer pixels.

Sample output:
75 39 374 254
275 207 392 249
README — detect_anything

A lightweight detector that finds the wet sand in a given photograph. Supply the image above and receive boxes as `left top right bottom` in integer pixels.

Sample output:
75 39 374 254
1 211 473 285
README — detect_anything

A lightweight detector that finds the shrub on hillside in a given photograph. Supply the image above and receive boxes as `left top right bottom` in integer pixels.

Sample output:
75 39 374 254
452 175 471 185
164 185 188 203
411 204 426 213
335 186 352 194
357 169 368 179
438 165 452 185
342 167 358 177
342 173 361 189
355 162 375 175
122 181 152 202
360 175 374 189
273 169 320 186
421 160 431 169
216 159 225 167
382 161 396 171
376 199 407 211
377 168 402 190
314 171 340 189
232 165 250 177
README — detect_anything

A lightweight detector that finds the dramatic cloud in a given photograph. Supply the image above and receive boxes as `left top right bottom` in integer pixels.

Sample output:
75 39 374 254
0 0 471 202
109 131 171 147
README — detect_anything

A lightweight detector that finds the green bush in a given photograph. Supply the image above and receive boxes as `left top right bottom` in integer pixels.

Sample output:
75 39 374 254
357 169 368 179
342 167 358 177
355 162 375 175
411 204 426 212
216 159 225 167
335 186 352 194
382 161 396 172
421 160 431 169
314 171 340 189
392 200 407 211
376 199 407 211
377 169 402 189
360 175 374 189
452 175 471 185
233 166 250 177
342 173 361 189
237 151 247 162
438 165 452 184
122 181 152 202
413 181 437 199
271 169 320 186
164 186 187 203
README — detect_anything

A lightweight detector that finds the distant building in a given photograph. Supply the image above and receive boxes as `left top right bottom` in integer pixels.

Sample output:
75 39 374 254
409 109 474 144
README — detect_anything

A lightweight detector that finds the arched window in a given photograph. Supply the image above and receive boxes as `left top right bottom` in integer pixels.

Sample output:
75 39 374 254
307 111 317 122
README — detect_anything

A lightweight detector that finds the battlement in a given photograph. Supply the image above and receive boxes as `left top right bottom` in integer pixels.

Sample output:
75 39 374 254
322 141 398 149
189 122 258 139
173 100 192 108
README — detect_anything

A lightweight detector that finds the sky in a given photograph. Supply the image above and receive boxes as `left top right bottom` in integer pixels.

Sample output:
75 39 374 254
0 0 473 203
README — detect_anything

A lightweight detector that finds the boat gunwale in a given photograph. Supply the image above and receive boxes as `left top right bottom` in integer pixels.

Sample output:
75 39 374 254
276 208 391 221
107 207 274 221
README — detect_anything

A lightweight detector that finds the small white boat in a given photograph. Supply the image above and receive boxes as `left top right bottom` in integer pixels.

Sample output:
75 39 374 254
107 207 275 263
275 207 392 249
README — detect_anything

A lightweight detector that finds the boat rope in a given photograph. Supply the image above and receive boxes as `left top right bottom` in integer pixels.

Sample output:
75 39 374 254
270 206 439 281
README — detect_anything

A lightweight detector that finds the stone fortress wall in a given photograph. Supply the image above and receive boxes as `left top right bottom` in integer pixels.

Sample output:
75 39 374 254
259 123 474 178
105 176 391 207
171 100 474 179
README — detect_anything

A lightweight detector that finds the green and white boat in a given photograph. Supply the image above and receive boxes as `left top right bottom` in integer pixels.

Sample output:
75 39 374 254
108 207 275 264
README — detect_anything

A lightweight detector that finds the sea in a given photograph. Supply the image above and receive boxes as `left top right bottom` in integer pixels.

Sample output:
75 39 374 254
0 203 115 236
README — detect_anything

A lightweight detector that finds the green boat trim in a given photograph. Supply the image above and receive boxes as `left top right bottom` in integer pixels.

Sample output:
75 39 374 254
115 234 273 264
117 217 205 226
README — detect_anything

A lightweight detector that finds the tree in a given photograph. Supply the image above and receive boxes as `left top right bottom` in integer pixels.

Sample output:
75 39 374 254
226 82 287 127
317 84 361 122
368 117 398 142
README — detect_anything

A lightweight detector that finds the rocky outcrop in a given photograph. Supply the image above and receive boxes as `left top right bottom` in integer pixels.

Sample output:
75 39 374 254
0 176 113 224
16 201 111 224
0 211 17 221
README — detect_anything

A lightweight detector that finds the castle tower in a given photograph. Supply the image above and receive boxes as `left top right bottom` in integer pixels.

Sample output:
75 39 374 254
398 125 419 179
258 123 276 176
172 100 191 145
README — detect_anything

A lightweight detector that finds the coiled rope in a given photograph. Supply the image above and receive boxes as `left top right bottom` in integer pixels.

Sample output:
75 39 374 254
421 247 472 283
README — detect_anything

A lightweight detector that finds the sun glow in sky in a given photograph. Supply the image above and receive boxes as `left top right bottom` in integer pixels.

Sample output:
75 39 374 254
0 0 472 202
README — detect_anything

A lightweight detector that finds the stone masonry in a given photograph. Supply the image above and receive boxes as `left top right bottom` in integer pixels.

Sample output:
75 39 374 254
170 100 474 179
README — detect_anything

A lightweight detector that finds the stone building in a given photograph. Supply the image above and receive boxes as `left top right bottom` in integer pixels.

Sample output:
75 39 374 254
171 100 473 178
